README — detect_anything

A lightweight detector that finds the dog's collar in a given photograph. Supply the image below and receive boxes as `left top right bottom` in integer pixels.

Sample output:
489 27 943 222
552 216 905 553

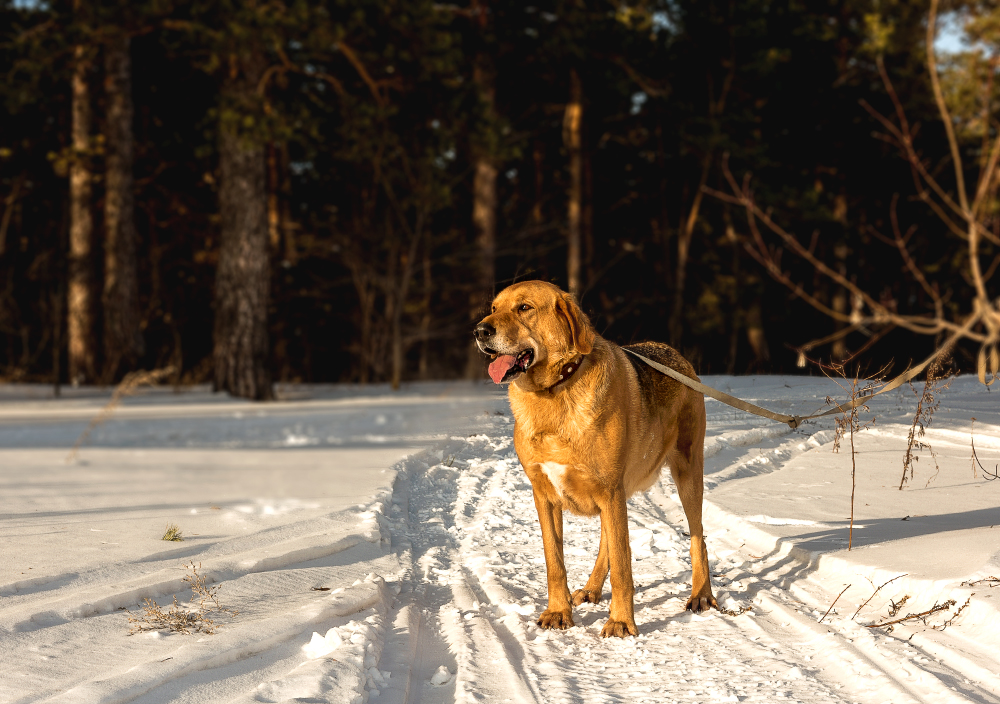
548 355 586 390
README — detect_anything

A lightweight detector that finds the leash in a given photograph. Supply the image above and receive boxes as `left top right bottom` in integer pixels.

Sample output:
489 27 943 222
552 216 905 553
623 327 963 429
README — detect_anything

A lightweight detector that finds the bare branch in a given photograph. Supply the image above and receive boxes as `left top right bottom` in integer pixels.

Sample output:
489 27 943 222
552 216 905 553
888 195 943 320
337 41 385 108
714 158 990 343
866 599 955 629
927 0 969 215
820 584 852 624
852 574 907 620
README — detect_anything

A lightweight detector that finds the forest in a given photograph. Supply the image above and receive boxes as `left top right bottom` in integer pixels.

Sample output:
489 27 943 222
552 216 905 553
1 0 998 399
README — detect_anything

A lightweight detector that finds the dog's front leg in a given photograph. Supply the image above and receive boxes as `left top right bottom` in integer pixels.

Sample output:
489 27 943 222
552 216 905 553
600 487 638 637
572 519 608 605
532 486 574 629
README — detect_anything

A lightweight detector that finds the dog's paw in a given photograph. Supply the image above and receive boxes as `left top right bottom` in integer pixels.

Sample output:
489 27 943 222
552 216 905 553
571 588 602 606
537 609 574 630
685 593 718 613
600 618 638 638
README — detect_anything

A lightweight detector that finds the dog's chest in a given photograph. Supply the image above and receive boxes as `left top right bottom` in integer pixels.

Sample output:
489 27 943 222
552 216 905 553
514 431 603 514
538 461 570 498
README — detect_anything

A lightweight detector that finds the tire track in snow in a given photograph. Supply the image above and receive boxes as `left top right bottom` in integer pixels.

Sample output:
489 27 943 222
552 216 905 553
396 419 999 704
401 431 848 703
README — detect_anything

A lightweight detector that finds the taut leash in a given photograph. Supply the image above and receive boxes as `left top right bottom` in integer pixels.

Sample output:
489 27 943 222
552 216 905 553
623 324 965 429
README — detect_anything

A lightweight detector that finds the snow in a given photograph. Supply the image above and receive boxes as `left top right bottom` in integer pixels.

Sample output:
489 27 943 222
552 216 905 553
1 375 998 703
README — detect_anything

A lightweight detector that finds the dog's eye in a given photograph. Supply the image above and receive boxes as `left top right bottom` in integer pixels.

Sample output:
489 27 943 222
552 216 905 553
518 304 532 312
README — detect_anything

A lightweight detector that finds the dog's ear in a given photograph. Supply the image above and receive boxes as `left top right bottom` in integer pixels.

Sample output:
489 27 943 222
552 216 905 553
556 294 595 355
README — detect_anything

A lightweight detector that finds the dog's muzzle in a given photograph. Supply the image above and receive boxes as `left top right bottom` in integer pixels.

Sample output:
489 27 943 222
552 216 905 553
474 322 497 355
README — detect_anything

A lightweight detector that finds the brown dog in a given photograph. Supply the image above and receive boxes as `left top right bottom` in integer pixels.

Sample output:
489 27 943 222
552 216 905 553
474 281 716 637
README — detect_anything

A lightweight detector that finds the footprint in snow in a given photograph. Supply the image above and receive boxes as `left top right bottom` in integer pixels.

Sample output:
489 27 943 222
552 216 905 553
430 665 454 686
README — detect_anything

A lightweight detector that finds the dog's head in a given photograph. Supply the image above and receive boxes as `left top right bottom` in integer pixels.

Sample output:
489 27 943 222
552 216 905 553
473 281 595 390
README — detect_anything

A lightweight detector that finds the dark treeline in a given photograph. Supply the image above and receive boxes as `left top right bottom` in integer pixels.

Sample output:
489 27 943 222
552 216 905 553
0 0 993 397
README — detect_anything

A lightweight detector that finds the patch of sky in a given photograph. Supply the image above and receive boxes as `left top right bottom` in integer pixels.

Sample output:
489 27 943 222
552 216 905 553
936 10 992 57
652 9 678 36
434 147 456 170
631 91 648 115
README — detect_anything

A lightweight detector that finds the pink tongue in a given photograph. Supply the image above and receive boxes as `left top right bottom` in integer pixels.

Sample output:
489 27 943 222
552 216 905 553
488 355 517 384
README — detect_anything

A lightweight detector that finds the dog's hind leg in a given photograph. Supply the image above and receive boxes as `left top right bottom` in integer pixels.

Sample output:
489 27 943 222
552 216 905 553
572 519 608 605
669 398 717 613
532 487 575 630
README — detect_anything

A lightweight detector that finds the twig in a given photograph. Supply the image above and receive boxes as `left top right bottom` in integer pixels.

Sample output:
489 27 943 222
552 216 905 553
66 366 175 463
718 603 753 617
866 600 955 629
888 594 910 617
852 574 907 620
819 584 851 624
961 576 999 588
935 595 973 630
971 436 1000 481
336 41 385 108
971 417 978 479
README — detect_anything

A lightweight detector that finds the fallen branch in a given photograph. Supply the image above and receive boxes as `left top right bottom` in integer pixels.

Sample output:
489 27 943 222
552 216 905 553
852 573 908 620
961 576 999 588
866 599 955 630
819 584 852 624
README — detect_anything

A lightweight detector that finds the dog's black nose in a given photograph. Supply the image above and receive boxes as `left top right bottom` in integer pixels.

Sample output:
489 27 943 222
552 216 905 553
474 322 495 342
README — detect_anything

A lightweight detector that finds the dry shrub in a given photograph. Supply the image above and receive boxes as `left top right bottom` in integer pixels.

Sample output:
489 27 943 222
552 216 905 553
900 359 955 490
126 562 238 635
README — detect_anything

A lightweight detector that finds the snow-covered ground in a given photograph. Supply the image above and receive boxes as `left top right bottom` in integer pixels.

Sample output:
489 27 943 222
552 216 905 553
1 375 998 703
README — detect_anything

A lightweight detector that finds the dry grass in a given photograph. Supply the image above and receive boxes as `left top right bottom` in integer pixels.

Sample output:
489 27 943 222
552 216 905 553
900 362 954 490
161 524 184 542
827 369 882 551
126 562 238 635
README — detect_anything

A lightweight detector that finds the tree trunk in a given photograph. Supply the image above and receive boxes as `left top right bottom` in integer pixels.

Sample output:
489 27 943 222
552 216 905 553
670 151 711 346
564 69 583 297
583 133 594 292
390 218 423 390
102 30 143 382
670 63 733 347
267 143 281 253
419 238 432 380
68 39 96 385
464 156 497 379
213 58 273 400
832 242 848 362
746 302 770 365
472 158 497 288
466 52 498 379
532 140 545 225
